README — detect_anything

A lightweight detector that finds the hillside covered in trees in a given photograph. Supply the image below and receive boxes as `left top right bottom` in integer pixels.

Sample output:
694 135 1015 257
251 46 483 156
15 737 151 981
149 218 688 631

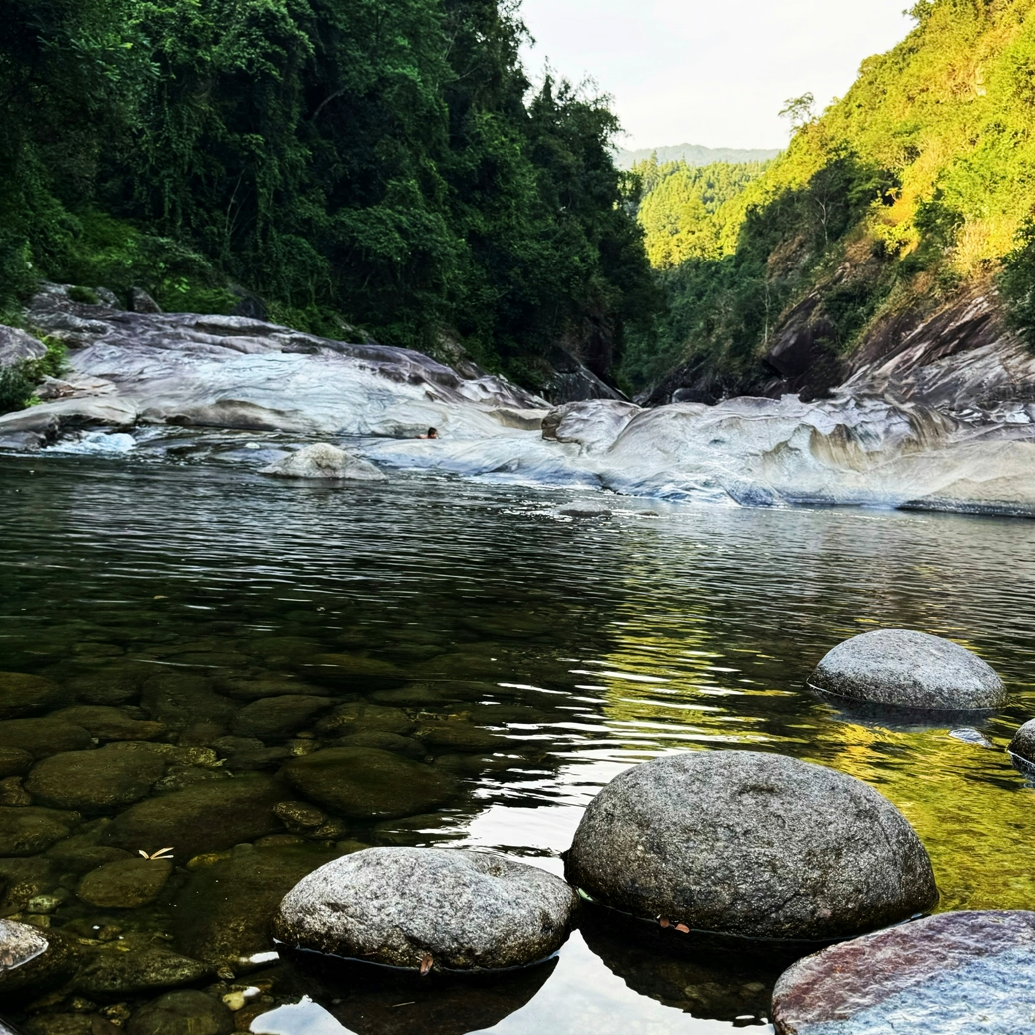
622 0 1035 398
0 0 655 389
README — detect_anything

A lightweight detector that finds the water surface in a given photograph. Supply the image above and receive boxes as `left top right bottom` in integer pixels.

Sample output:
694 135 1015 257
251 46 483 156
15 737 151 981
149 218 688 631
2 456 1035 1034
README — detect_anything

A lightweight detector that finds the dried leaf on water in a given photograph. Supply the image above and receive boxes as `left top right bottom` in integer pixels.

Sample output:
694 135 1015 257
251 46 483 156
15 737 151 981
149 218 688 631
419 953 433 977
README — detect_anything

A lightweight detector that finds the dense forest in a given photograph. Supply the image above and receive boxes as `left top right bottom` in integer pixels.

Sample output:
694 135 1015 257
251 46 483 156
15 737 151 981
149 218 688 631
621 0 1035 396
0 0 656 389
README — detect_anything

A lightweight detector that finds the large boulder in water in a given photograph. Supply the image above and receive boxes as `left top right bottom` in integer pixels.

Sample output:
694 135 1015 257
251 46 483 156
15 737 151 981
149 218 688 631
565 751 936 942
259 444 386 481
273 847 578 971
771 911 1035 1035
807 629 1004 710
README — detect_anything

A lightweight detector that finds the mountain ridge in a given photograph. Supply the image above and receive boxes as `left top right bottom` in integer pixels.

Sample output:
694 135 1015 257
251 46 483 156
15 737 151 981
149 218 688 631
615 143 781 170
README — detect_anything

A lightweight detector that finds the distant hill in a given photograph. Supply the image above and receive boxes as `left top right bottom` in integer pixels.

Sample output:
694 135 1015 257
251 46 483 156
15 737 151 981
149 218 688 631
615 144 781 170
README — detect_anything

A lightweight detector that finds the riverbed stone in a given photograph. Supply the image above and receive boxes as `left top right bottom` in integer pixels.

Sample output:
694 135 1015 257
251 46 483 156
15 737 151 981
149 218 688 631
0 673 67 719
26 744 168 812
175 842 340 964
565 750 937 941
1008 719 1035 778
414 721 505 753
99 775 283 859
77 857 173 908
336 731 427 759
77 947 214 996
0 747 33 778
259 444 387 482
313 702 414 737
281 747 458 819
127 991 233 1035
771 910 1035 1034
808 629 1005 710
0 807 79 856
231 695 332 738
0 718 94 758
272 847 578 970
50 707 165 742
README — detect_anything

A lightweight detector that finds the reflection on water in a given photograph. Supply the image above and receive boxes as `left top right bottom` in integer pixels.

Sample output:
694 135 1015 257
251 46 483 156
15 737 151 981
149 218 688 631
2 455 1035 1034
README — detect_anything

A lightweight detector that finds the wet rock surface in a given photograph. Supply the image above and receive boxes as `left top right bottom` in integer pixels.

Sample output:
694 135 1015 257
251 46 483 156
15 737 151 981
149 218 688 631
273 847 578 970
76 947 213 996
26 745 168 812
99 776 283 859
0 673 68 719
126 991 232 1035
565 750 937 941
281 747 458 819
231 695 332 738
771 910 1035 1034
0 918 50 970
0 807 80 856
808 629 1004 710
259 444 387 481
77 857 173 908
0 718 94 758
175 842 341 964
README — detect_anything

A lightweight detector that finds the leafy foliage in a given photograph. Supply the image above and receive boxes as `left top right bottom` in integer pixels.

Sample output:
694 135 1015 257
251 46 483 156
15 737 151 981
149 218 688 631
625 0 1035 391
0 0 653 384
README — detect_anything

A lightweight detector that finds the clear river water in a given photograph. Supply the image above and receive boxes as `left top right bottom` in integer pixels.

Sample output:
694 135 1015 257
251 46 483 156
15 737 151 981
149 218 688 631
2 454 1035 1035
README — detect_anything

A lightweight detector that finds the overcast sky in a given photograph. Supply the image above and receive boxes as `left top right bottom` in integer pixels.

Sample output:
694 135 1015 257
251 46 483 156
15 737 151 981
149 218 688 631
518 0 914 151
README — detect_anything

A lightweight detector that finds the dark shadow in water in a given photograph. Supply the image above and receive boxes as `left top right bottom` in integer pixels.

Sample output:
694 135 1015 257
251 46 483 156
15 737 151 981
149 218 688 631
808 685 997 733
278 948 557 1035
577 904 816 1026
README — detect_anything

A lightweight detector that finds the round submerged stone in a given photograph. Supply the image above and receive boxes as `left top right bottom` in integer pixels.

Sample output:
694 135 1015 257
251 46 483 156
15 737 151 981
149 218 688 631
565 750 936 941
808 629 1004 710
771 910 1035 1035
1008 719 1035 779
272 846 578 971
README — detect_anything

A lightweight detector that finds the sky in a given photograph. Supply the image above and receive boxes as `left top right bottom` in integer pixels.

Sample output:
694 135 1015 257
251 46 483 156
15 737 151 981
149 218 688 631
517 0 916 151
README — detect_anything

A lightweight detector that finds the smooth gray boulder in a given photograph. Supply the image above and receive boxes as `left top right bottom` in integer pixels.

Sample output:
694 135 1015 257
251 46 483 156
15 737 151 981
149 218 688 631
771 911 1035 1035
808 629 1004 710
1008 719 1035 778
259 444 387 481
272 847 578 971
0 327 47 368
565 750 936 941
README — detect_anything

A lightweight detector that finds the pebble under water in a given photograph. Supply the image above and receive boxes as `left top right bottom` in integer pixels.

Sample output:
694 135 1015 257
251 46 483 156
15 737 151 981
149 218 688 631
2 455 1035 1035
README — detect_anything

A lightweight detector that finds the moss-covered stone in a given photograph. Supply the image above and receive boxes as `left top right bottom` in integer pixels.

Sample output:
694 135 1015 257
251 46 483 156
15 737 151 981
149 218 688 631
26 745 168 812
0 747 33 778
99 775 283 860
0 718 93 758
50 707 165 742
77 858 173 908
313 703 414 737
281 748 458 819
76 947 213 996
231 696 332 739
0 672 68 720
175 842 340 964
0 806 79 856
126 991 232 1035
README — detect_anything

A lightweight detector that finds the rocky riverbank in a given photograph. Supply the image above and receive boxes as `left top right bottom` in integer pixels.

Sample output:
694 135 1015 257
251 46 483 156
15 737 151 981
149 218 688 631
3 284 1035 516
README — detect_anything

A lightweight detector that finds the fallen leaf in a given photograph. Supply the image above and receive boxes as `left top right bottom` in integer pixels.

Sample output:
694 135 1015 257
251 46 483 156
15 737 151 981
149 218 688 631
419 953 433 977
658 916 670 928
675 923 690 934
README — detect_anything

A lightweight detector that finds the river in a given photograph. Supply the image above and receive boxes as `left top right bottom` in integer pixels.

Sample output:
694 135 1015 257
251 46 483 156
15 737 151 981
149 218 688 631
2 455 1035 1033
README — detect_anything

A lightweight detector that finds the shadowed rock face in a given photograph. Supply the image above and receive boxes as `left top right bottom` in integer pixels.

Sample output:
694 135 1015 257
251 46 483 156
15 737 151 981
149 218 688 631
1008 719 1035 779
566 751 937 942
273 847 578 971
808 629 1005 711
771 911 1035 1035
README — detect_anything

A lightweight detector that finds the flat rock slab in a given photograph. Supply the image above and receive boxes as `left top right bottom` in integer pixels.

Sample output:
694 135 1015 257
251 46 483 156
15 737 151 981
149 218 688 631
273 847 578 970
565 750 936 941
26 744 167 811
77 857 173 908
808 629 1004 710
772 910 1035 1034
